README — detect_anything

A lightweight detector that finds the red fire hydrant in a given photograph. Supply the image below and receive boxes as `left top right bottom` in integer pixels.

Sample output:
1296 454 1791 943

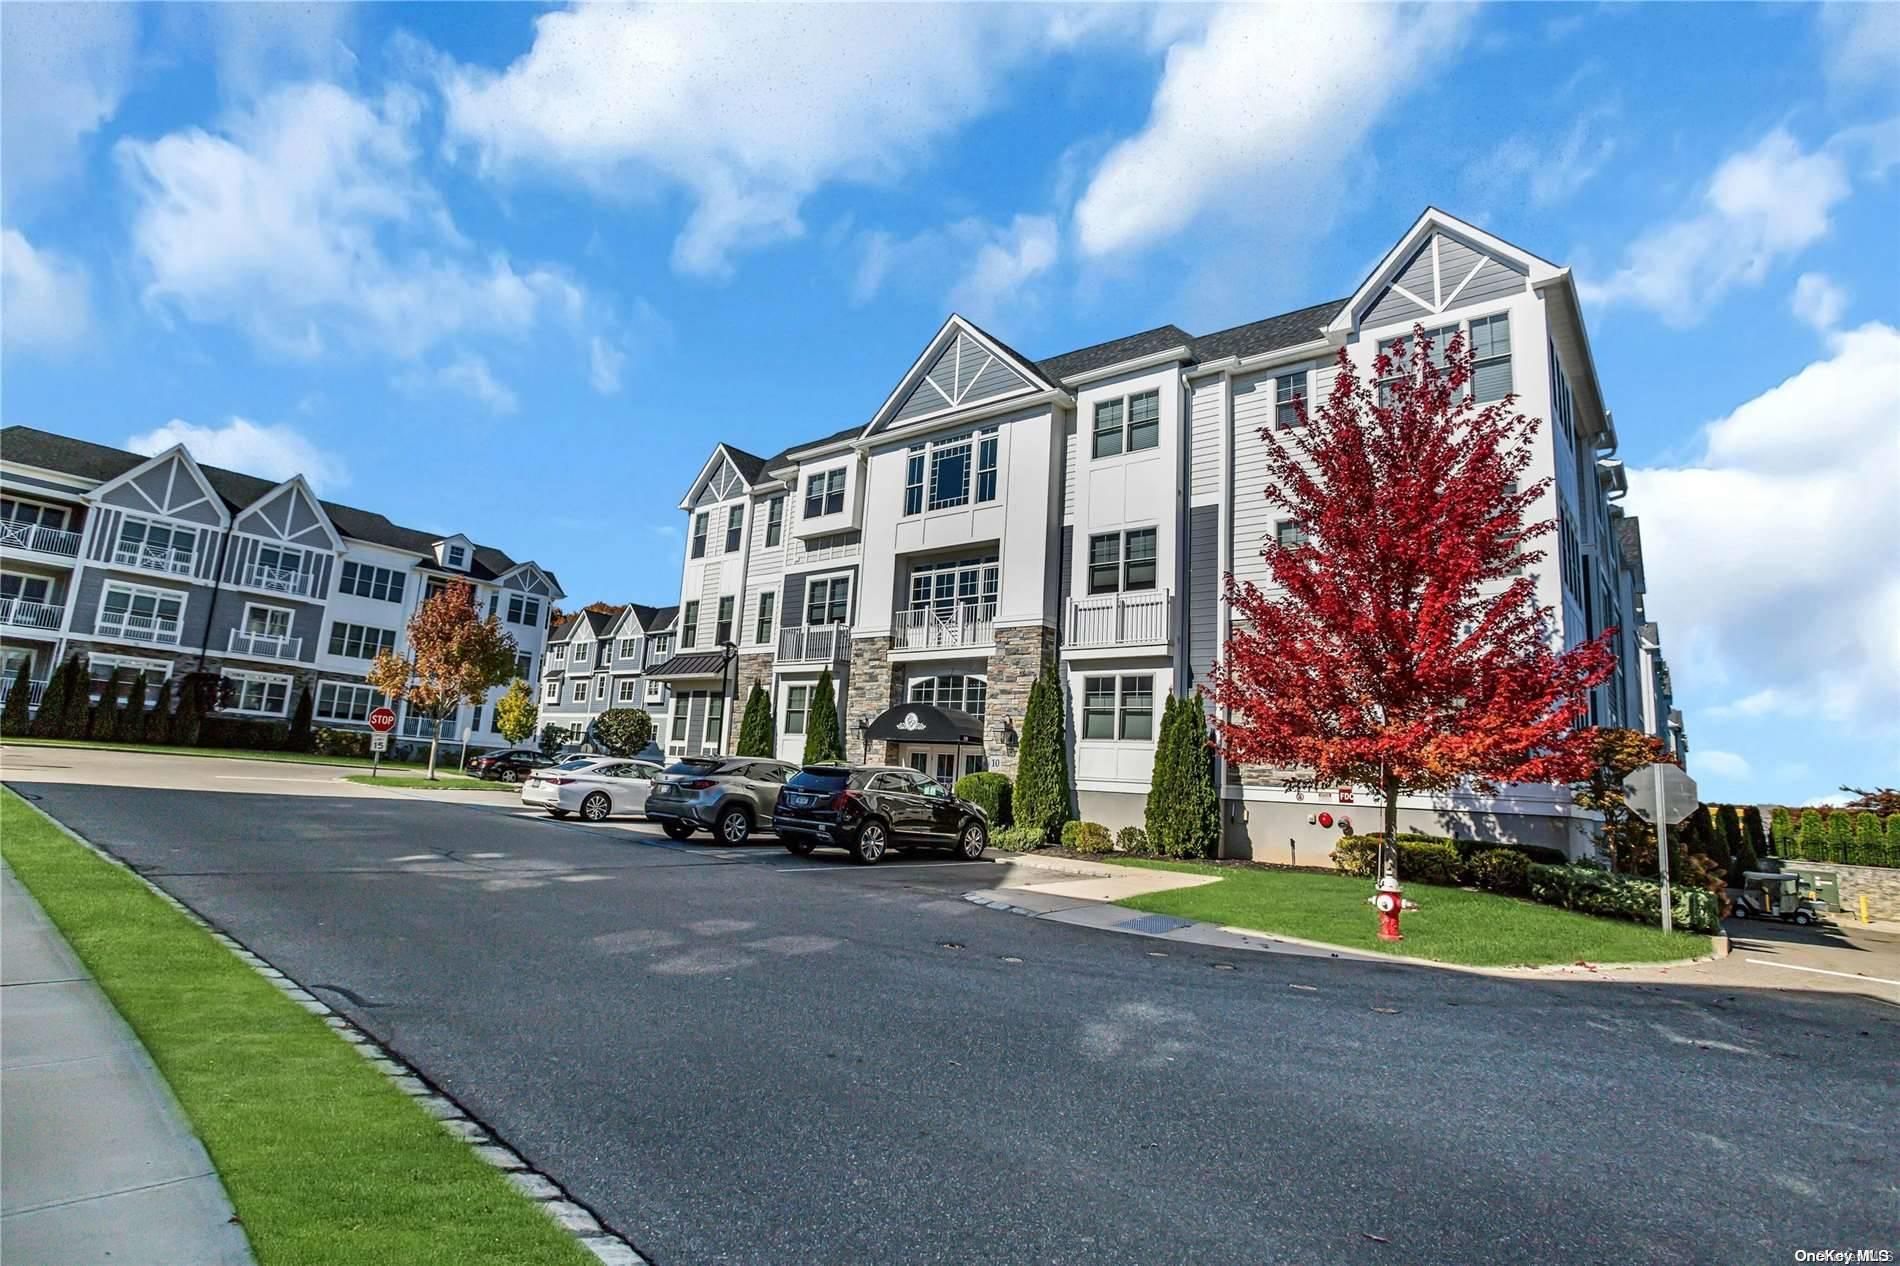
1369 877 1418 941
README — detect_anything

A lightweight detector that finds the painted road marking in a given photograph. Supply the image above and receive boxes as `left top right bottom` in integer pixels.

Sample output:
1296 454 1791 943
1743 958 1900 988
213 775 335 782
773 860 994 874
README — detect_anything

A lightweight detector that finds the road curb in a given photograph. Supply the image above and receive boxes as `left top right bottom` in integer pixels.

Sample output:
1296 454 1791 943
10 794 650 1266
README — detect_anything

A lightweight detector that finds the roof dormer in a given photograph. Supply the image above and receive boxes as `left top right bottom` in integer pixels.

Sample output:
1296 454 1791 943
434 534 474 571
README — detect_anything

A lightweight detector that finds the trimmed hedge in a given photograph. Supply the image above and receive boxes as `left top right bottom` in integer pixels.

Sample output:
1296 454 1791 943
954 772 1013 827
1526 863 1720 934
991 825 1047 853
1061 820 1114 854
198 717 290 751
1467 847 1531 895
314 727 375 758
1331 833 1562 882
1116 825 1148 853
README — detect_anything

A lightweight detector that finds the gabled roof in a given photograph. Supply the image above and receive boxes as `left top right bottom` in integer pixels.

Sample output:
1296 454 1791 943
1035 324 1195 381
234 472 346 552
860 313 1057 441
1192 299 1346 364
1328 207 1562 339
86 441 232 528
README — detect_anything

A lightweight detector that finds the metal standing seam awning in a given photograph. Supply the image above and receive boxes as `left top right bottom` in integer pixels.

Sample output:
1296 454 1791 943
644 651 730 681
863 702 984 746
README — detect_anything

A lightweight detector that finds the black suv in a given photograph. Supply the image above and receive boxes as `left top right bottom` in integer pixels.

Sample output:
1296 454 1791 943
773 765 989 864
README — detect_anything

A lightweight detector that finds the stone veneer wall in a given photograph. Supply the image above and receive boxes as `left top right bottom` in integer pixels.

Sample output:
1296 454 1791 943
734 652 775 698
984 624 1055 776
843 637 904 764
1787 861 1900 922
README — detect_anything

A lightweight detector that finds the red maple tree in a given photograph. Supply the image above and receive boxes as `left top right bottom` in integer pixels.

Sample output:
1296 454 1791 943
1206 324 1615 885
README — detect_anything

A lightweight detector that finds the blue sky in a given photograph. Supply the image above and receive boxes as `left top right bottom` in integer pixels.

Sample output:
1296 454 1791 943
3 2 1896 807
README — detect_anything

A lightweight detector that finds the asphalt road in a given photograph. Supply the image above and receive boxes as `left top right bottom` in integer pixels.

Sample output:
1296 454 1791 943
9 765 1896 1266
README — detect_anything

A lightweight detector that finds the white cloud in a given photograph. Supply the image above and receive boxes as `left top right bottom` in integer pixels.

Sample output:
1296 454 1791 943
1627 321 1900 732
589 336 625 395
949 216 1060 324
1790 272 1849 333
203 2 357 100
435 4 1120 278
1802 791 1854 809
854 213 1060 326
397 353 518 415
1695 750 1753 780
1465 110 1618 208
1821 2 1900 91
1073 4 1471 259
1 229 92 351
117 81 586 360
0 2 138 212
1578 129 1851 325
127 417 350 492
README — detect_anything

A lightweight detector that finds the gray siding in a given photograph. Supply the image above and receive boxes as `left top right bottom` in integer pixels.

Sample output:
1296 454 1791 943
1454 257 1526 306
782 572 807 627
70 566 209 652
86 508 121 561
892 331 1031 423
1187 379 1222 506
684 691 708 751
210 594 324 665
1187 505 1219 685
1393 241 1436 304
1365 285 1429 328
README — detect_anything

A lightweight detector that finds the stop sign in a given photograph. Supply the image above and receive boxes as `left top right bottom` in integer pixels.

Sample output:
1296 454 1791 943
368 706 397 734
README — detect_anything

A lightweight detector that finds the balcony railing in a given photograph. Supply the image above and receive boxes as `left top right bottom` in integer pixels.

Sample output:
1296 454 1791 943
1065 590 1173 649
95 612 183 646
112 542 195 576
0 598 63 631
894 601 997 652
0 676 50 711
0 519 82 558
399 714 462 741
244 564 316 597
227 629 302 660
777 624 851 664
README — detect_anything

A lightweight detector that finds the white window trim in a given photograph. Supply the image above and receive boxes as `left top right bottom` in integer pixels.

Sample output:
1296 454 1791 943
96 579 187 643
86 653 173 681
1090 389 1161 460
220 668 293 718
0 569 54 604
113 513 200 575
545 680 560 703
241 601 295 638
573 680 589 703
617 679 637 703
802 467 848 520
1 494 73 529
314 679 379 724
802 569 853 626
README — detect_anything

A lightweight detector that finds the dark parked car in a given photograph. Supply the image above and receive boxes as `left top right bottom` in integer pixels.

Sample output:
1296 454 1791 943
773 764 989 864
643 757 797 844
467 748 556 782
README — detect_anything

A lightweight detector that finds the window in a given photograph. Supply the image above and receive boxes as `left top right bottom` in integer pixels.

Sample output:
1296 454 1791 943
573 680 589 704
445 544 466 568
715 595 734 644
653 633 672 659
1082 677 1117 739
1378 326 1455 405
1 497 69 529
243 603 292 640
907 557 999 619
1275 520 1308 549
1118 676 1154 740
759 496 783 547
908 674 987 717
619 638 637 659
328 622 395 659
670 697 689 742
725 505 744 553
1092 390 1160 458
754 592 775 645
515 652 532 679
338 561 405 603
222 669 290 717
315 681 377 723
618 679 637 703
595 674 608 699
904 448 925 515
98 582 185 643
574 640 590 666
682 601 700 646
553 644 567 662
505 594 541 626
253 543 308 592
1 572 52 605
976 429 999 502
691 512 709 559
1275 366 1308 430
1470 313 1512 402
806 576 850 625
1082 675 1153 741
1087 529 1156 594
545 680 559 703
784 685 809 734
927 436 971 510
706 694 725 746
804 469 846 519
114 516 196 574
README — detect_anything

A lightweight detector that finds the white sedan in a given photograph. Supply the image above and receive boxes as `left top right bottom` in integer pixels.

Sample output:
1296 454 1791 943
521 759 663 821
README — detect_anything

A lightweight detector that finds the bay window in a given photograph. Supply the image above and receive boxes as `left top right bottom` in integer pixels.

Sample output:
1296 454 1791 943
803 469 846 519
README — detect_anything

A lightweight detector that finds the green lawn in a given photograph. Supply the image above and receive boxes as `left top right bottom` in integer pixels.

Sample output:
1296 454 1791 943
1 735 447 772
1111 859 1711 967
343 773 510 791
0 790 594 1266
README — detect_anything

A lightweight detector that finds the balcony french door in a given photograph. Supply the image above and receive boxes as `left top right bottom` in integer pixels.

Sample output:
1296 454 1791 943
900 558 999 650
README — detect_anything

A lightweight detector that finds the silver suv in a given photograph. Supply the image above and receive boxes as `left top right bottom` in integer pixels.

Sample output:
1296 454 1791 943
644 757 797 844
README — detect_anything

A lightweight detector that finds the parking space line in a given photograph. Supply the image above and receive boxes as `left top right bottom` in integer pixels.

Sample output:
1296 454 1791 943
1742 958 1900 988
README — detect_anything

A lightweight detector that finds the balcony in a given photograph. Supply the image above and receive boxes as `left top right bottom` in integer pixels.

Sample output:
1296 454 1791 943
0 676 50 711
0 597 63 632
894 602 996 652
112 542 196 577
1065 590 1173 650
244 564 316 598
777 624 851 664
0 519 82 559
95 613 183 647
227 629 303 661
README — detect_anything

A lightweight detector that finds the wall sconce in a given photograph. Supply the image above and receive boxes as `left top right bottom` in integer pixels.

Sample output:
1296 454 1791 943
998 717 1018 752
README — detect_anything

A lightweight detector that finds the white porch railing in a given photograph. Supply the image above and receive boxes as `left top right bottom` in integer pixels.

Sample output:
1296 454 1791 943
112 542 195 576
95 612 183 646
227 629 302 660
245 564 316 597
777 624 851 664
893 601 997 651
0 676 51 711
1065 590 1173 649
0 598 63 631
0 519 82 557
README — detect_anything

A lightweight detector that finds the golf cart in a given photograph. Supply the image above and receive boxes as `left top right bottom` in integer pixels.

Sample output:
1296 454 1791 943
1730 860 1829 925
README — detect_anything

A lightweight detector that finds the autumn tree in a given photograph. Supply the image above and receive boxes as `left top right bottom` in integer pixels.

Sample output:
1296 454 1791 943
494 679 538 746
1838 785 1900 815
368 579 518 779
1207 325 1614 892
1571 728 1676 872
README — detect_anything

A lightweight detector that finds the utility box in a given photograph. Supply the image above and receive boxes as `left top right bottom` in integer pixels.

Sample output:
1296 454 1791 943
1788 866 1841 912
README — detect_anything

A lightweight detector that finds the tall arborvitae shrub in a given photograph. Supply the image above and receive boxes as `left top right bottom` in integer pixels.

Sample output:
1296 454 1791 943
1181 692 1220 859
1699 807 1732 877
123 671 151 743
735 681 775 757
1886 814 1900 868
1717 805 1744 871
1143 694 1183 854
1850 812 1885 866
801 668 844 765
147 678 174 745
30 655 73 738
1769 805 1795 854
93 668 128 741
286 683 314 752
1013 667 1071 844
57 654 91 739
1740 805 1767 868
0 660 32 736
1826 811 1855 864
1793 809 1828 862
171 673 211 747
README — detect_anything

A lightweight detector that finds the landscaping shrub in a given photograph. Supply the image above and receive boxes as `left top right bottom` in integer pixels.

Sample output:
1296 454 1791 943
286 685 314 753
734 682 774 757
1525 863 1720 934
593 708 654 757
313 727 374 758
198 717 290 751
55 654 90 740
1061 820 1114 854
991 825 1047 853
1769 805 1795 853
801 669 844 764
27 656 73 738
1888 814 1900 868
1826 812 1855 864
1851 812 1886 866
1334 833 1476 884
954 772 1012 827
1793 809 1828 862
1013 667 1071 844
1468 848 1531 894
0 661 31 736
1447 838 1569 868
146 681 174 745
1116 825 1148 853
123 671 151 743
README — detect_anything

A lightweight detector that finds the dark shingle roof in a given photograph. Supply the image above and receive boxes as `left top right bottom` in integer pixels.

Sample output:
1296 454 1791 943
641 604 679 631
0 425 551 586
1190 299 1346 363
720 444 770 484
1035 324 1196 382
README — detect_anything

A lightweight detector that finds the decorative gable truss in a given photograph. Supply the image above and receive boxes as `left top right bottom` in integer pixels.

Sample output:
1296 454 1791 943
226 476 342 600
680 446 755 512
869 317 1051 438
500 563 559 598
84 445 230 580
1361 231 1529 328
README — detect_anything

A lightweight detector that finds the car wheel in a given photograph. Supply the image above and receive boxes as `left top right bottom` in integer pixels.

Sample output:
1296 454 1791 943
662 820 695 840
850 819 889 865
1793 911 1813 926
783 838 815 856
546 808 570 819
954 820 988 860
581 792 612 822
717 806 752 845
502 768 522 784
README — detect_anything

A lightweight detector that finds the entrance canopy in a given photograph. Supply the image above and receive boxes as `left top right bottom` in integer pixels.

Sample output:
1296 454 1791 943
864 702 983 745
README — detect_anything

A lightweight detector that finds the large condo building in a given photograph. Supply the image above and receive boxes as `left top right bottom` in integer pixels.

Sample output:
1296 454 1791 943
536 602 679 749
664 210 1675 859
0 426 562 751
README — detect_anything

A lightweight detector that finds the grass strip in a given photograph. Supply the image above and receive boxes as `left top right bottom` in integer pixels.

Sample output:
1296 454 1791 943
0 789 595 1266
1109 857 1710 966
1 736 441 772
342 774 509 791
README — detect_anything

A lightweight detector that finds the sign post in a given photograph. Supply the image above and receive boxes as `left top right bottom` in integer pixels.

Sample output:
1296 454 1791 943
1622 761 1699 933
367 706 398 778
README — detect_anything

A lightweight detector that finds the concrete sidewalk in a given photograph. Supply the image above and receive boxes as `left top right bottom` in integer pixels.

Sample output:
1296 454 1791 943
1 864 254 1266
